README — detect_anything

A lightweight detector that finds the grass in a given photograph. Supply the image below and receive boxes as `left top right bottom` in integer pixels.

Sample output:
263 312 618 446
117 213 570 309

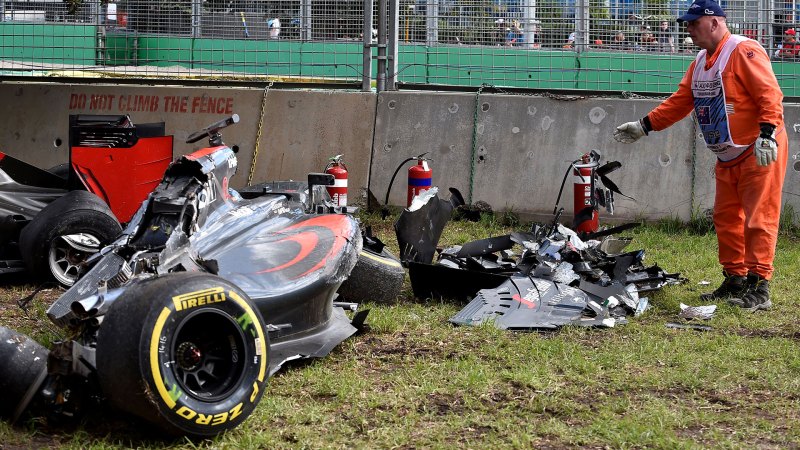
1 211 800 449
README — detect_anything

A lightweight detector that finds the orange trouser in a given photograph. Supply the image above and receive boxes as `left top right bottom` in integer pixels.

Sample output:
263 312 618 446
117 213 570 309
713 128 788 280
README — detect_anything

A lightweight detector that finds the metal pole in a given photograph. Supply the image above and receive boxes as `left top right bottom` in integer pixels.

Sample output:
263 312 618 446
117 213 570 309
362 0 374 91
576 0 589 53
522 0 537 49
191 0 201 38
377 0 387 91
301 0 312 41
767 0 776 53
92 0 103 64
426 0 438 46
387 0 399 90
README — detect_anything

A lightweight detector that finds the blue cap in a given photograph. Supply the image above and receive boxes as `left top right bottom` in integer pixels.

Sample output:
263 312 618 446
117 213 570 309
677 0 726 22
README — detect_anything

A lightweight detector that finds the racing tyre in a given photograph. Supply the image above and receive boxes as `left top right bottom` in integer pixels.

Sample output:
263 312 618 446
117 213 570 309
95 273 270 438
338 247 405 304
0 326 49 423
19 190 122 287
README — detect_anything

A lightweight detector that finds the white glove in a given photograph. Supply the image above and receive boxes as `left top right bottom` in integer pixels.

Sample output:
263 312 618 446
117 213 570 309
754 132 778 167
614 120 648 144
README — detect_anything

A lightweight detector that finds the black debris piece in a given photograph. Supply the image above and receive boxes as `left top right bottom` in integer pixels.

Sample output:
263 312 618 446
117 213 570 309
394 187 465 265
399 210 685 331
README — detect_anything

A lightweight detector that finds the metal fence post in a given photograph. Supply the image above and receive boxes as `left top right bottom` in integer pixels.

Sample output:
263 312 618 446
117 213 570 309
426 0 438 47
377 0 387 91
363 0 374 91
191 0 201 38
576 0 589 53
301 0 312 41
92 0 103 64
766 0 776 51
387 0 399 90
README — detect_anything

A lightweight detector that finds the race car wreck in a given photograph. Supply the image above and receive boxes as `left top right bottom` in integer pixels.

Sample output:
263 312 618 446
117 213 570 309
1 115 367 439
398 185 684 331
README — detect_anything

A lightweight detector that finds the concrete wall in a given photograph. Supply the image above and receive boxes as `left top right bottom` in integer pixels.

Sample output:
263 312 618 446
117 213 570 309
0 83 376 201
1 81 798 223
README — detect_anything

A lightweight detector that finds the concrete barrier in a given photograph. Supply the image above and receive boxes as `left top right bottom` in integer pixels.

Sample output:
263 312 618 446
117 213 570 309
0 81 797 223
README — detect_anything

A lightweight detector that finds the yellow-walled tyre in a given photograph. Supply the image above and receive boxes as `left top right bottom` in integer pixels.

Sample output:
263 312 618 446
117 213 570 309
95 272 269 438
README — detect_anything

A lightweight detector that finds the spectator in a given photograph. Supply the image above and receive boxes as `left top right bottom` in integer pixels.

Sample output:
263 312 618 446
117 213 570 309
268 17 281 39
775 28 799 59
656 20 676 52
637 26 658 51
683 36 695 52
505 20 523 46
611 31 629 50
564 31 576 49
494 19 506 46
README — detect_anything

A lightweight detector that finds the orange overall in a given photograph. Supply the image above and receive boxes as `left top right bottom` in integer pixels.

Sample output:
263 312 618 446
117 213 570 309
647 32 787 280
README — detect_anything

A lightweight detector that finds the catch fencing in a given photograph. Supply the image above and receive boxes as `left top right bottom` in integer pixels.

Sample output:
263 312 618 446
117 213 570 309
1 0 800 94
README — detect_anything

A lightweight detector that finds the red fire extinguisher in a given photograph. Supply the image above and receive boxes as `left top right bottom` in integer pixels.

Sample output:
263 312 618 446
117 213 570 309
324 154 348 206
573 151 600 233
407 157 432 207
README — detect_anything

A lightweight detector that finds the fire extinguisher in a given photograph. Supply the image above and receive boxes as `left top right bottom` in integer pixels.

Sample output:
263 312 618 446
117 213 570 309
324 154 348 206
381 152 431 219
572 151 600 233
407 157 432 207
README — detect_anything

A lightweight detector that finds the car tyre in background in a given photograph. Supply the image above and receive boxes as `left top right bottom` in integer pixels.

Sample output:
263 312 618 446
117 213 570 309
95 272 270 438
19 190 122 287
338 246 405 304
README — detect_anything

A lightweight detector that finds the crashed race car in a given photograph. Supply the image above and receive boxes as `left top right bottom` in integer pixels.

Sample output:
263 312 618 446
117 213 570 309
0 114 366 438
0 115 173 286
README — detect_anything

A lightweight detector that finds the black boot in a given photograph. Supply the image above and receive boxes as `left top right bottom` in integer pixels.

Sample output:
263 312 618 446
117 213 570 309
728 274 772 311
699 271 747 301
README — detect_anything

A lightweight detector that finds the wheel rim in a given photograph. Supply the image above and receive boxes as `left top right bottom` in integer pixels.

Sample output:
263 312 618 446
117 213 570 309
48 233 102 286
171 310 248 402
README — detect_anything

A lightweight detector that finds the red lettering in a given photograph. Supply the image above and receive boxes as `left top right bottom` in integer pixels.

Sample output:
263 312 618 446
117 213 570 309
164 96 189 113
68 93 86 109
89 94 116 111
190 96 233 114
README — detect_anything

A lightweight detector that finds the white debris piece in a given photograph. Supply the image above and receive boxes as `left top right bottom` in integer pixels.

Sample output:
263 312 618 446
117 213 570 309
678 303 717 320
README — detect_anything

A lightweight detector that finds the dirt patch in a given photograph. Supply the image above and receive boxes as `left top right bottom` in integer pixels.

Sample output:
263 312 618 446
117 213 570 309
356 332 464 361
418 392 467 416
732 328 800 341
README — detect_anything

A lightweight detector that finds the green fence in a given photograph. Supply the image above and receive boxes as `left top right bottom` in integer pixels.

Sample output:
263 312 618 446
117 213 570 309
3 23 800 97
0 23 97 67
